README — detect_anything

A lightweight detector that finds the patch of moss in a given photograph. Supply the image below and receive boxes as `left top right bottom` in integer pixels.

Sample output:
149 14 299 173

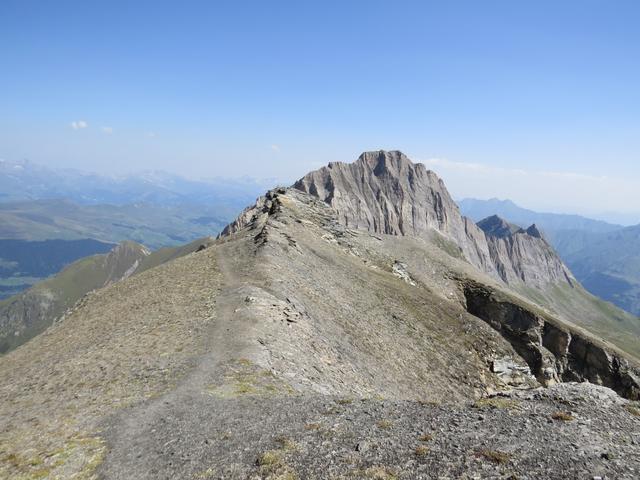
234 382 258 395
257 450 283 468
551 411 574 421
207 363 295 398
376 419 392 429
3 435 105 480
476 448 511 464
624 403 640 416
194 467 216 478
274 435 298 451
255 449 298 479
415 445 429 456
355 466 398 479
272 472 297 480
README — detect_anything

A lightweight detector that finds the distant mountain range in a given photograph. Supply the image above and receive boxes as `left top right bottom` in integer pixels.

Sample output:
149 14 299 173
0 158 274 207
0 199 232 248
0 159 273 299
459 197 640 316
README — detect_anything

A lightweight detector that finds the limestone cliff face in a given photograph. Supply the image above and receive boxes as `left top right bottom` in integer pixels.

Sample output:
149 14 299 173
293 150 497 276
293 150 573 290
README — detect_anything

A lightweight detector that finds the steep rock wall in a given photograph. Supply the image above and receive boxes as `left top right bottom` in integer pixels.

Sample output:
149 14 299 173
463 280 640 399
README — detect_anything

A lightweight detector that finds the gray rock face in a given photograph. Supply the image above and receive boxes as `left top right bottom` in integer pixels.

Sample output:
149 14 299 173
293 150 574 290
480 219 576 287
491 356 534 387
293 150 496 277
463 280 640 399
477 215 522 238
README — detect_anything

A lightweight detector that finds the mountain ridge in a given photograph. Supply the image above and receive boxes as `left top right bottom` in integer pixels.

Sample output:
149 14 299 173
1 151 640 479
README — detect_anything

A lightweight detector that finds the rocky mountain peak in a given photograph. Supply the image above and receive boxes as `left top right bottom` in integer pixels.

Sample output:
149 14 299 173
526 224 543 238
293 150 574 290
356 149 427 175
293 149 472 253
477 215 522 238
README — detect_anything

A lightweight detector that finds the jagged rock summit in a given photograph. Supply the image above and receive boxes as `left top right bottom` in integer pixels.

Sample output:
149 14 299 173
477 215 522 238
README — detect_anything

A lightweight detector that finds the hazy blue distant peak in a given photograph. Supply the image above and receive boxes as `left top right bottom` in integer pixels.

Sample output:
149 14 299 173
0 159 271 207
458 198 622 232
477 198 518 206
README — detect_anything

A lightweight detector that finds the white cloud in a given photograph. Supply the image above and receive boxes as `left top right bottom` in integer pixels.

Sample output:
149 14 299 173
101 126 113 134
70 120 88 130
270 144 281 152
146 131 156 138
417 157 640 216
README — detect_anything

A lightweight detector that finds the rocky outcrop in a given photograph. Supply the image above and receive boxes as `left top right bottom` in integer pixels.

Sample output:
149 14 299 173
293 150 574 290
219 186 640 396
463 280 640 399
219 190 280 238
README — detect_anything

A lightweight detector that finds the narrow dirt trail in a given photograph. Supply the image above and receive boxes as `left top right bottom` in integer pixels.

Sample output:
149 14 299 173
98 239 263 479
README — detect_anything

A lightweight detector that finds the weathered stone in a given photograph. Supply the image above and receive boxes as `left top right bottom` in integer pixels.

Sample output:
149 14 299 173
463 280 640 399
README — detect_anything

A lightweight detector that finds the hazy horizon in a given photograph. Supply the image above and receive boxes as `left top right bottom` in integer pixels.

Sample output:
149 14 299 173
3 154 640 226
2 1 640 219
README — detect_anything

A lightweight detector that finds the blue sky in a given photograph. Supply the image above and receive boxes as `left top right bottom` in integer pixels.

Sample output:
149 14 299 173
1 1 640 216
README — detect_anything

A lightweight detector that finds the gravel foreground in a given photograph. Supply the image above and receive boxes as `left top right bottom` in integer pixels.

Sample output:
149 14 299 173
100 383 640 480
